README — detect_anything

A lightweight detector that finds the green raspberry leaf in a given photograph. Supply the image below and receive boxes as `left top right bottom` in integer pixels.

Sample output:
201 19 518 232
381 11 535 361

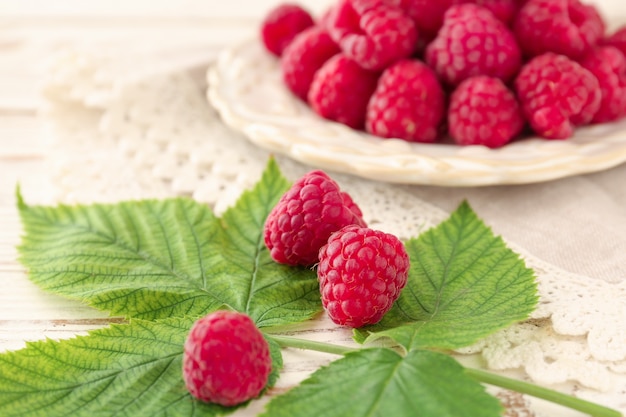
0 317 283 417
211 162 321 328
260 348 503 417
16 158 321 326
356 201 538 350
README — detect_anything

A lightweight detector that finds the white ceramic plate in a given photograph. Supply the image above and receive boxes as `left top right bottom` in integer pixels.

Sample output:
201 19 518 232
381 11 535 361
207 39 626 186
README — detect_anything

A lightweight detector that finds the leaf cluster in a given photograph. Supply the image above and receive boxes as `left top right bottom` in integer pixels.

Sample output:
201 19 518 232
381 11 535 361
0 159 541 417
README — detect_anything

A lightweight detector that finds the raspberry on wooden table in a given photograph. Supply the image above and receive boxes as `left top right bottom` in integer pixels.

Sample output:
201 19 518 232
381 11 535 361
264 170 366 266
317 225 410 328
182 311 272 407
514 52 601 139
308 54 380 129
580 46 626 123
260 3 315 57
425 3 522 86
513 0 605 59
448 76 525 148
326 0 418 71
281 26 341 101
365 59 445 143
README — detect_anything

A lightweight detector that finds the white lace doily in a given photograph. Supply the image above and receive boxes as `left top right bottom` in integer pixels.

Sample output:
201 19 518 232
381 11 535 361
40 43 626 415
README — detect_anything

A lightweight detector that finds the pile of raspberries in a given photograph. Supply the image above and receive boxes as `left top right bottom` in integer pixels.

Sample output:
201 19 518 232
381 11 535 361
260 0 626 148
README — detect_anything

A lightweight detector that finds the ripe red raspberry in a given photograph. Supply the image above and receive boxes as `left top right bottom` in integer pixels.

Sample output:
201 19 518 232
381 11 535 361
308 54 379 129
365 59 445 143
264 170 366 266
326 0 418 71
425 4 522 86
396 0 519 43
448 76 525 148
396 0 456 42
260 4 315 57
514 52 601 139
317 225 410 328
513 0 605 60
602 26 626 57
182 311 272 407
463 0 520 25
281 26 341 101
580 46 626 123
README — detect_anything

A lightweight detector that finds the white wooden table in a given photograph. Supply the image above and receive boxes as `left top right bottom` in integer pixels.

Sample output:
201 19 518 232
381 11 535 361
1 1 625 416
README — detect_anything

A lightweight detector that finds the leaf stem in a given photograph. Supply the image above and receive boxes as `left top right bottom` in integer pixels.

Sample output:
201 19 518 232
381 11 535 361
271 335 622 417
465 368 622 417
269 334 357 356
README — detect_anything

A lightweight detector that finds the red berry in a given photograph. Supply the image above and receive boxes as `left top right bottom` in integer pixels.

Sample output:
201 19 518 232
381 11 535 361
260 3 315 57
281 26 341 101
365 59 445 143
513 0 605 60
514 52 601 139
317 225 410 328
182 311 272 407
264 170 366 266
308 54 379 129
448 76 525 148
326 0 418 71
580 46 626 123
396 0 519 42
425 3 522 86
397 0 456 42
463 0 520 25
602 26 626 57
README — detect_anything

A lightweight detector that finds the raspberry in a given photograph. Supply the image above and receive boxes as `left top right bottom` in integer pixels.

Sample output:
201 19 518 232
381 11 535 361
448 76 525 148
326 0 418 71
513 0 605 60
260 4 315 57
514 52 601 139
425 4 522 86
580 46 626 123
264 170 366 266
397 0 456 42
603 26 626 57
395 0 518 43
308 54 379 129
463 0 520 25
365 59 445 143
182 311 272 407
317 225 410 328
281 26 341 101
